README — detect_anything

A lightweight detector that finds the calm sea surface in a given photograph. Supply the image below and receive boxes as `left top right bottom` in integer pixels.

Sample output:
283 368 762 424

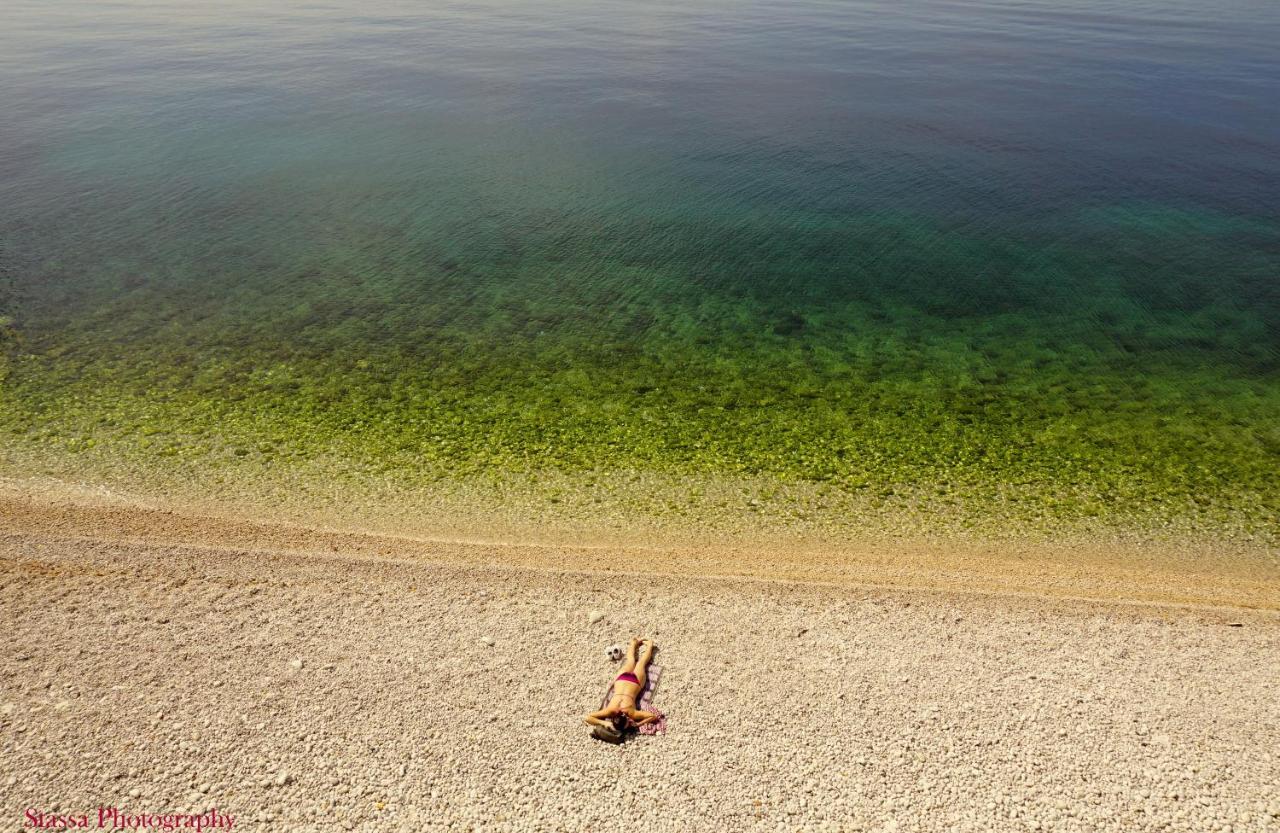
1 0 1278 526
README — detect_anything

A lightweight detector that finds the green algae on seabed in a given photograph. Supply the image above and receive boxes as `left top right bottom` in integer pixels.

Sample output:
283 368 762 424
1 204 1278 542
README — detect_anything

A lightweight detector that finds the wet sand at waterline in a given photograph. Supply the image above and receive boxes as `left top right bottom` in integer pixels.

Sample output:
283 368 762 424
2 488 1279 832
1 476 1277 611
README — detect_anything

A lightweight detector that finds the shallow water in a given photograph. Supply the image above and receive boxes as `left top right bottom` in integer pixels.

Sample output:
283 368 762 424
1 0 1278 528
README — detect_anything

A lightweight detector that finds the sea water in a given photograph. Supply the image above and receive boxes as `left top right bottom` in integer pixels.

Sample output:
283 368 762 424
1 0 1277 530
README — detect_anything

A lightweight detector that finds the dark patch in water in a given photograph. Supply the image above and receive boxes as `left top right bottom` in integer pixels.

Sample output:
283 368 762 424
772 311 806 336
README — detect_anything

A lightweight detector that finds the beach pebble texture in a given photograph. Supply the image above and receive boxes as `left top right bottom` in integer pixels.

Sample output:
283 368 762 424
1 530 1278 832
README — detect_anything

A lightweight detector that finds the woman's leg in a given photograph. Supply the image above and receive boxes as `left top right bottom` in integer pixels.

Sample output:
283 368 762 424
618 636 641 674
632 639 656 690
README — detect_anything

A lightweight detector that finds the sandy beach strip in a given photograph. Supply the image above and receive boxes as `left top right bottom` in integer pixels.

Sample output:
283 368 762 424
0 479 1277 612
2 497 1279 832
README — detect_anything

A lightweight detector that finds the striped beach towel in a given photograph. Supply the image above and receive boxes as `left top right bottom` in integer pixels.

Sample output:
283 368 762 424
601 665 667 735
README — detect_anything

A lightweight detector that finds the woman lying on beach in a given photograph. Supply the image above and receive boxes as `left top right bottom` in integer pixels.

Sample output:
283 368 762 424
584 637 659 742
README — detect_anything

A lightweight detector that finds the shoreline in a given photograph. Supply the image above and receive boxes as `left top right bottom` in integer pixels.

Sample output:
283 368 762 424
2 475 1277 612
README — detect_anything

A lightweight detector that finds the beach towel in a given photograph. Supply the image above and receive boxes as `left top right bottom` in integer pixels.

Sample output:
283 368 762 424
600 665 667 735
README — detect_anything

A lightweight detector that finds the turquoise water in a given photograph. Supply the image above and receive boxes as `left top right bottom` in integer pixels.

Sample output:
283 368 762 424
1 0 1278 530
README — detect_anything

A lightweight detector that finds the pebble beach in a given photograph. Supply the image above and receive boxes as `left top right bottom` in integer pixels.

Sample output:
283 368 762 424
2 493 1278 832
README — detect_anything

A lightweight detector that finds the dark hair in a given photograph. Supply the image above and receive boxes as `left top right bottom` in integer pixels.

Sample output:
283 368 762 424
591 717 626 743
